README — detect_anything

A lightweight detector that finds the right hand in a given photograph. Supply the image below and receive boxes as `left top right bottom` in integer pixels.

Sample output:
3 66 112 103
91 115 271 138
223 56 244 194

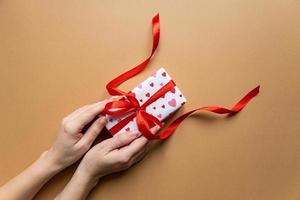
76 126 160 181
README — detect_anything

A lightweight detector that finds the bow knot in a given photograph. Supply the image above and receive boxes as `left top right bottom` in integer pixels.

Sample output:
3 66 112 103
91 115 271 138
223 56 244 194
102 93 163 137
103 93 141 115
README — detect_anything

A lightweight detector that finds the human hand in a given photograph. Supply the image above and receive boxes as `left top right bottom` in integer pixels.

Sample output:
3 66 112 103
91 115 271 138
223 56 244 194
76 126 159 182
45 100 109 171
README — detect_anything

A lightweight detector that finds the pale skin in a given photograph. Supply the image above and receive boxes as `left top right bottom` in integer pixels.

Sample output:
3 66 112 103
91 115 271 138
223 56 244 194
0 99 159 200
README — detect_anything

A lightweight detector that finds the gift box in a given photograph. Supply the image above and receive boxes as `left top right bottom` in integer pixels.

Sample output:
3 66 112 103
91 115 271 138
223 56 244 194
105 67 187 135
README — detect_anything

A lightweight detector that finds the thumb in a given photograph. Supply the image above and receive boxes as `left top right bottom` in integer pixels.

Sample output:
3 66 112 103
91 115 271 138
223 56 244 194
104 132 139 152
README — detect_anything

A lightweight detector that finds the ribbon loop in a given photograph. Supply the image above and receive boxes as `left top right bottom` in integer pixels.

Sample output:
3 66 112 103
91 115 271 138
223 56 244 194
103 101 136 116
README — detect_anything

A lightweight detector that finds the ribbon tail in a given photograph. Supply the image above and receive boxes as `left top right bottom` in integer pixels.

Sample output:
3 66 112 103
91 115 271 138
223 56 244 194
106 13 160 96
149 85 260 140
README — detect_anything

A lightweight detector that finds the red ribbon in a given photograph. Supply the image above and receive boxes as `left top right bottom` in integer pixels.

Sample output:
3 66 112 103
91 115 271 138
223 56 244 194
103 13 260 140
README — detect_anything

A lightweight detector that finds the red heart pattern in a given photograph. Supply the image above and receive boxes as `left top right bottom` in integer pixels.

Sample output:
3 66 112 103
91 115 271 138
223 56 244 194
168 98 177 107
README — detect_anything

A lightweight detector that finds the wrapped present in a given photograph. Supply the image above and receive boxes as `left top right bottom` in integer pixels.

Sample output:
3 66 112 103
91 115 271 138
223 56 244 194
105 67 187 136
101 13 260 140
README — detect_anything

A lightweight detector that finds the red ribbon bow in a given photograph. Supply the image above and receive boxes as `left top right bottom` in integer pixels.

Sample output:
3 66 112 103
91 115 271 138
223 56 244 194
102 13 260 140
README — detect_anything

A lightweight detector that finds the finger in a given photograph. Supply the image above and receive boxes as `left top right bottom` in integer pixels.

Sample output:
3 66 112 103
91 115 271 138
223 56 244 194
144 124 161 137
64 99 109 125
73 98 112 119
76 116 107 148
131 146 149 165
68 105 90 120
123 125 161 150
118 125 160 158
131 142 149 161
67 102 98 120
71 100 109 131
101 132 140 152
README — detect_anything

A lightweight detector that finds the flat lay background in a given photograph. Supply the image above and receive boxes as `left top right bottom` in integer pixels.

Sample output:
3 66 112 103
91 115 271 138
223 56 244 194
0 0 299 199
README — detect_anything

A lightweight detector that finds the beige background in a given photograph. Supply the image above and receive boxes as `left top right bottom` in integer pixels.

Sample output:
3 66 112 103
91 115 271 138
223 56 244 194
0 0 300 199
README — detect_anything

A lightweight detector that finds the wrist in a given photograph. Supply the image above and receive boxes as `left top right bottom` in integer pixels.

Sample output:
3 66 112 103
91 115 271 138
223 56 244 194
40 150 65 173
55 166 98 200
76 162 104 184
71 168 99 190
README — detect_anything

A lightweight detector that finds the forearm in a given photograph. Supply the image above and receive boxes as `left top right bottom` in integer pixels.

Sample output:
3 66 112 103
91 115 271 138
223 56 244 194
0 151 63 200
55 169 98 200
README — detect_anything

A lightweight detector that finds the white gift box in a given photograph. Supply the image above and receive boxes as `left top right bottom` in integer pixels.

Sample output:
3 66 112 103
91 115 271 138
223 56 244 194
105 68 187 135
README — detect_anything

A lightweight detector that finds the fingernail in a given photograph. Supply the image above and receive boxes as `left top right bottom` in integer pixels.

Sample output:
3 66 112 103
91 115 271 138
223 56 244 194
95 99 110 107
99 116 107 124
154 125 161 132
102 98 111 104
109 96 120 101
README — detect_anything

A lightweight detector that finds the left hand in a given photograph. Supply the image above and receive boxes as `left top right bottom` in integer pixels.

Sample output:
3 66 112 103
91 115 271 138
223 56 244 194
45 100 109 170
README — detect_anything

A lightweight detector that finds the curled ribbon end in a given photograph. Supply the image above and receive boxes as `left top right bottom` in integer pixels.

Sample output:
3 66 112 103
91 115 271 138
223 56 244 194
152 13 160 25
252 85 260 96
256 85 260 92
